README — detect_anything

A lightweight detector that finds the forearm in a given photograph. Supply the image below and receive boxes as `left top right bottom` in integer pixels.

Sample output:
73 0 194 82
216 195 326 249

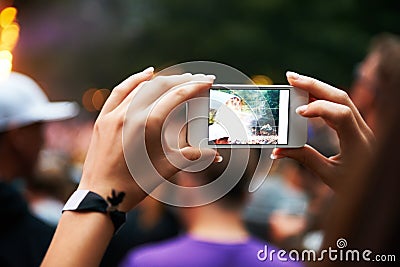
41 211 114 267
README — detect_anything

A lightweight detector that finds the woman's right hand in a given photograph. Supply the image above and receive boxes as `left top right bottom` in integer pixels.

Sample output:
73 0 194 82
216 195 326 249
271 72 375 192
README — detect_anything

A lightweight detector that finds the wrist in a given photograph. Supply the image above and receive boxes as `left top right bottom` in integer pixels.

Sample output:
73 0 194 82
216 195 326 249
77 175 148 212
63 189 127 233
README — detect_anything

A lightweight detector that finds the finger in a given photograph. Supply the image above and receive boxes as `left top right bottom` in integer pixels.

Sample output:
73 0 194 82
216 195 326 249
271 146 337 189
101 67 154 114
145 80 214 149
286 71 372 137
133 74 215 109
122 74 196 111
296 100 363 155
152 79 214 120
179 147 222 164
156 147 220 181
286 71 348 103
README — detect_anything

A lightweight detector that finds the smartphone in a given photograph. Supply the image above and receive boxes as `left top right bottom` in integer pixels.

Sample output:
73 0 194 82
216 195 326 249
187 84 308 148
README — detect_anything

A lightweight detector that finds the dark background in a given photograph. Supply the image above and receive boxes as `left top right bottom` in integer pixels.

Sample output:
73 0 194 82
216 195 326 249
4 0 400 110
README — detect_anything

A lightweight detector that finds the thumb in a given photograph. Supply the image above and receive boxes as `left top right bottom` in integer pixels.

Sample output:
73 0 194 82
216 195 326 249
179 147 222 165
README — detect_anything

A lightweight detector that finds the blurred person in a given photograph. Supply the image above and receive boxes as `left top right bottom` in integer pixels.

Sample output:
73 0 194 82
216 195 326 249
270 119 337 252
271 33 400 264
121 149 301 267
0 72 78 267
209 122 230 144
319 33 400 266
26 149 77 226
243 159 309 247
350 33 400 136
26 119 95 226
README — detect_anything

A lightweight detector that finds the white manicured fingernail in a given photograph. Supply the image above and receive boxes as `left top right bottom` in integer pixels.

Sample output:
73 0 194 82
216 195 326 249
143 66 154 73
215 155 223 163
206 74 216 80
270 153 285 160
286 71 300 80
296 105 308 114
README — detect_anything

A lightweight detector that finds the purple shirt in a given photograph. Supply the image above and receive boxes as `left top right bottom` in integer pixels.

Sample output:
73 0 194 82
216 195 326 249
120 235 302 267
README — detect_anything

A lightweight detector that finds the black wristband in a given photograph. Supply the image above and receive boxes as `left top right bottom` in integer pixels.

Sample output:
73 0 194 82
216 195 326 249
63 190 126 233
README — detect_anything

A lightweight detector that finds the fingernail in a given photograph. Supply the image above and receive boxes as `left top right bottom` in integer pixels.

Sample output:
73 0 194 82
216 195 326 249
270 153 286 160
215 155 223 163
143 66 154 74
286 71 300 80
296 105 308 114
206 74 216 80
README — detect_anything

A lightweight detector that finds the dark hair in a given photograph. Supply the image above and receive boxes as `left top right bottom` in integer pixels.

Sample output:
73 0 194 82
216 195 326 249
192 148 261 208
371 33 400 134
0 131 5 149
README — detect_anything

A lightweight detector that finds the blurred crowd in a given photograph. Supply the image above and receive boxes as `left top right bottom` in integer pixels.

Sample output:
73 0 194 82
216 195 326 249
1 32 399 267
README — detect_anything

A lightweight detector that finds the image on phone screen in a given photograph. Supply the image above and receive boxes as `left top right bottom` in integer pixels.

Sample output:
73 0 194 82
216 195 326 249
208 87 289 145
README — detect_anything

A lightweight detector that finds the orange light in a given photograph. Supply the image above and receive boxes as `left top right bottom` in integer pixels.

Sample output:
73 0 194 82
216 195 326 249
252 75 273 85
82 88 97 112
1 23 19 50
92 89 110 110
82 88 111 112
0 6 19 78
0 7 17 28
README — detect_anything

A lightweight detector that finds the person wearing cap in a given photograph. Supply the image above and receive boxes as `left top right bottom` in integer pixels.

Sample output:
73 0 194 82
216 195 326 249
0 72 78 267
209 123 230 144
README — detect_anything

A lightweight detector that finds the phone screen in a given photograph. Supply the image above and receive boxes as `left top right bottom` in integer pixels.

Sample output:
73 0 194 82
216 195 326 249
208 87 289 145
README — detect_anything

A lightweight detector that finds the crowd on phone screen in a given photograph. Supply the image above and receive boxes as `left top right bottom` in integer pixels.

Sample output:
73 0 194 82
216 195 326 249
0 33 399 267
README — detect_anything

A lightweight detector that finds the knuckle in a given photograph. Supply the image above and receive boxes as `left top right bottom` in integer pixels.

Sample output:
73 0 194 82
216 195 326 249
110 85 125 98
185 150 201 161
308 77 318 87
338 105 353 121
337 90 350 104
111 86 122 95
306 76 321 89
192 74 206 80
146 115 163 130
152 76 169 87
174 87 189 100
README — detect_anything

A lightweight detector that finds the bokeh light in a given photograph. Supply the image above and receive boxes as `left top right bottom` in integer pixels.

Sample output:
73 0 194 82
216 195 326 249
0 6 19 80
0 7 17 28
251 75 273 85
82 88 111 112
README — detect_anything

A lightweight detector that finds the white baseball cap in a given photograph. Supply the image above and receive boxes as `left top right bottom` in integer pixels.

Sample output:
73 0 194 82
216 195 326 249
0 72 79 132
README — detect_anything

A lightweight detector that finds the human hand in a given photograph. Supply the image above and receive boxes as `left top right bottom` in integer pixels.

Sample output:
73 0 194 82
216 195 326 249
78 68 218 211
271 72 375 192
